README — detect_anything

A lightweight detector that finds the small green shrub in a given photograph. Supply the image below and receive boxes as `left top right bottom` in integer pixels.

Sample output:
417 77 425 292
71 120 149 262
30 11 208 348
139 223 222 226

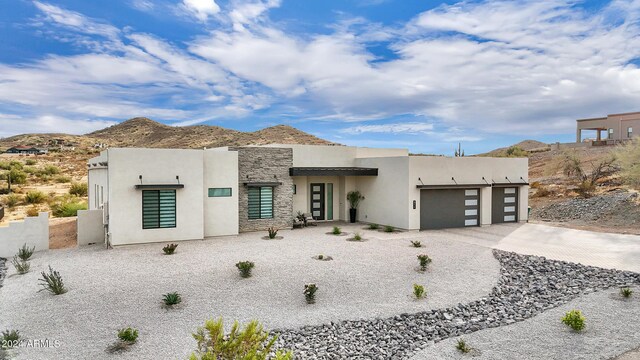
25 159 36 166
12 255 30 275
456 339 471 353
413 284 426 299
384 225 395 233
163 292 182 306
317 254 324 260
7 169 27 184
26 206 39 217
190 318 293 360
620 287 633 298
69 182 88 196
51 200 87 217
40 165 60 176
3 194 22 208
267 227 278 239
38 266 67 295
353 232 362 241
561 310 586 331
117 327 139 343
304 283 318 304
368 223 379 230
17 243 35 261
1 329 20 349
532 186 551 198
411 240 422 248
25 190 45 204
236 261 255 278
162 243 178 255
332 226 341 235
54 175 71 183
417 254 432 271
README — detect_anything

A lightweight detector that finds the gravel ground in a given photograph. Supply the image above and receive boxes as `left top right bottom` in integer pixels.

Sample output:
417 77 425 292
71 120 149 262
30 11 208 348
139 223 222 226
533 190 638 222
0 257 6 288
0 224 499 360
409 287 640 360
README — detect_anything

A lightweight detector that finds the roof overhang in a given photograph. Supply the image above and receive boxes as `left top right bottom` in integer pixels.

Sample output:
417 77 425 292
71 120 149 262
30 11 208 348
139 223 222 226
289 167 378 176
416 184 491 190
243 182 282 187
492 182 529 187
134 184 184 190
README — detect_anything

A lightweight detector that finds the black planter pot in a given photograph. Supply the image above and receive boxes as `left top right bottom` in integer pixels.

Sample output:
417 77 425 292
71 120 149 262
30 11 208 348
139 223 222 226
349 208 357 223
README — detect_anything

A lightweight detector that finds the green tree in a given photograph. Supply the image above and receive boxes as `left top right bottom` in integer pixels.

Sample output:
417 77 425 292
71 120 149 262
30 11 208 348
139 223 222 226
616 139 640 188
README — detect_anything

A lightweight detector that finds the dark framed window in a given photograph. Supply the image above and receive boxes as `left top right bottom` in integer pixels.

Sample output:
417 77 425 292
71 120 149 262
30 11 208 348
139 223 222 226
608 128 614 139
142 190 176 229
248 186 273 219
628 127 633 138
208 188 232 197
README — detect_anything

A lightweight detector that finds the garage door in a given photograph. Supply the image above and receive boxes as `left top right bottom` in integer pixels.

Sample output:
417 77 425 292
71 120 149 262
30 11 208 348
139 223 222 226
420 189 480 230
491 187 518 223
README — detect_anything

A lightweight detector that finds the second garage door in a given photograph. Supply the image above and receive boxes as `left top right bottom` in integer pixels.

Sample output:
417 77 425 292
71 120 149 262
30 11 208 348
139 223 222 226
420 189 480 230
491 187 518 223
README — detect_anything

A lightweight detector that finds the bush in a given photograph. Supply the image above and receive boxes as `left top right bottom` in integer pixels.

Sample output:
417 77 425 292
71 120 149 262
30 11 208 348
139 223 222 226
368 223 379 230
616 138 640 188
620 287 633 298
117 327 139 343
1 329 20 349
12 256 30 275
353 232 362 241
505 146 528 157
17 243 35 261
411 240 422 248
384 225 395 233
456 339 471 353
267 227 278 239
413 284 425 299
190 318 292 360
38 266 67 295
317 254 324 260
332 226 341 235
25 159 36 166
532 186 551 198
3 194 22 208
304 283 318 304
69 182 87 196
26 206 39 217
25 190 45 204
236 261 255 278
54 175 71 183
51 200 87 217
530 181 541 189
40 165 60 176
8 169 27 185
417 254 432 271
561 310 585 331
163 292 182 306
162 243 178 255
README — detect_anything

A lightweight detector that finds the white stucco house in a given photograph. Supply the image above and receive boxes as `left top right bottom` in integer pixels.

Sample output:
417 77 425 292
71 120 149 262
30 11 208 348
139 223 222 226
86 144 528 246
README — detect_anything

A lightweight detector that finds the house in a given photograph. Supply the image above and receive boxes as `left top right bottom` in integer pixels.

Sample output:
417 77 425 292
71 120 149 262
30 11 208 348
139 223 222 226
576 111 640 143
5 146 48 155
86 145 528 246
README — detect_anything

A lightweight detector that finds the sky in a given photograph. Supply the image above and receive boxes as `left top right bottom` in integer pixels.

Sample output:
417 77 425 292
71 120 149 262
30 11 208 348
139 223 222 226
1 0 640 154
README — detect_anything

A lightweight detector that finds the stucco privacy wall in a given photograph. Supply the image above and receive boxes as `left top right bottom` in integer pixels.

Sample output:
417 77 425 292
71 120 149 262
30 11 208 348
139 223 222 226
0 212 49 258
232 147 294 232
107 148 205 246
87 151 108 210
77 209 104 246
203 149 239 237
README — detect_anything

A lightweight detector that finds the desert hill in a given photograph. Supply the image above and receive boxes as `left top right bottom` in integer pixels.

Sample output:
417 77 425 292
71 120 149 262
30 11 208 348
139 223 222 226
481 139 549 157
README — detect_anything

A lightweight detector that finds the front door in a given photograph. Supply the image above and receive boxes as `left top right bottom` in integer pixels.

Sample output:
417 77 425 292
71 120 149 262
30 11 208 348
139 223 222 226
310 183 325 220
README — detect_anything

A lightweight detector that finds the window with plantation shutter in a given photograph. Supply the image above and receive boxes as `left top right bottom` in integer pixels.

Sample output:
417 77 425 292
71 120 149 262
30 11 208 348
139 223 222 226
142 190 176 229
248 186 273 219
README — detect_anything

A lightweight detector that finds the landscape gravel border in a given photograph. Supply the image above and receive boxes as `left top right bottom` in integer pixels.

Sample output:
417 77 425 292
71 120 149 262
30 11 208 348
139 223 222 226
0 257 6 288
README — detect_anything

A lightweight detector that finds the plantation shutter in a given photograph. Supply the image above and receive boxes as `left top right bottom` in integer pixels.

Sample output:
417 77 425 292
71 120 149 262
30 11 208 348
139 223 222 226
142 190 176 229
248 187 261 219
247 186 273 219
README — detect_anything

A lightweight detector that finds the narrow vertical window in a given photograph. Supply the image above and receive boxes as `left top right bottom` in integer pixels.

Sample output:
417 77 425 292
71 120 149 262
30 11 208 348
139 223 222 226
326 183 333 220
628 127 633 138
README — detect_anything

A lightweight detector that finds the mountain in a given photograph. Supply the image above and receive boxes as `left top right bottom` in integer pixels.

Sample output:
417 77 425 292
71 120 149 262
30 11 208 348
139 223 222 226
482 140 549 157
0 117 336 150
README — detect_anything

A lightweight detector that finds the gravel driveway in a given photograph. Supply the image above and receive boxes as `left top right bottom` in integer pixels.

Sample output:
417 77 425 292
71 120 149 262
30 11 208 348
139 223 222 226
0 224 499 360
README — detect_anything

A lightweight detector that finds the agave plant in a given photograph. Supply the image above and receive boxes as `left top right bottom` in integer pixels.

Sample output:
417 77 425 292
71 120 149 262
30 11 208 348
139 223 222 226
38 266 67 295
267 227 278 239
304 283 318 304
236 261 255 278
162 243 178 255
163 292 182 306
12 255 30 275
17 243 35 261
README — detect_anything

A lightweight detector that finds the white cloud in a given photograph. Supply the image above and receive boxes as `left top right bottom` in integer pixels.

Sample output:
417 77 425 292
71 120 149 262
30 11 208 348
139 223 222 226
182 0 221 21
0 115 117 137
32 1 120 39
345 122 434 134
131 0 155 12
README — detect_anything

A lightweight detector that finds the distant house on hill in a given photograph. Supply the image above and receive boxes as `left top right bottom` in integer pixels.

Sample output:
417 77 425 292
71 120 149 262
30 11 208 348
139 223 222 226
577 111 639 144
5 145 48 155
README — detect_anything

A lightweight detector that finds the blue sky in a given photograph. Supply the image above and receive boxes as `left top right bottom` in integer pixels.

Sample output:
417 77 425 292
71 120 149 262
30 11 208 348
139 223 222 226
1 0 639 154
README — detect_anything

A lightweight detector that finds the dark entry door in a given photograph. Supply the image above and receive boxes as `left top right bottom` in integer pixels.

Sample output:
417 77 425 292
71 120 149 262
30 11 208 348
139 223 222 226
310 183 325 220
420 189 479 230
491 187 518 223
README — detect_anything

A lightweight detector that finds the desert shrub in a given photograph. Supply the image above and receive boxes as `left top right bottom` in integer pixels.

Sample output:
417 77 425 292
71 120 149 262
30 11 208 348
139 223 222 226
1 330 20 349
413 284 425 299
0 161 9 170
532 186 551 198
353 232 362 241
384 225 395 233
456 339 471 353
38 266 67 295
530 181 541 189
332 226 341 235
561 310 585 331
11 256 30 275
3 194 21 208
23 166 37 174
190 318 292 360
25 159 36 166
556 151 616 197
367 223 379 230
51 200 87 217
267 227 278 239
69 182 87 196
411 240 422 248
236 261 255 278
317 254 324 260
40 165 60 176
304 283 318 304
17 243 35 261
25 206 39 217
616 138 640 188
417 254 432 271
54 175 71 183
117 328 139 343
163 292 182 306
25 190 45 204
7 169 27 185
505 146 528 157
162 243 178 255
620 287 633 298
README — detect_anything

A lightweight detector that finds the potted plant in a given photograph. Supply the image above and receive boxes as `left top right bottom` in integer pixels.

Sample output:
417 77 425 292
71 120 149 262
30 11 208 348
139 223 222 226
346 190 364 223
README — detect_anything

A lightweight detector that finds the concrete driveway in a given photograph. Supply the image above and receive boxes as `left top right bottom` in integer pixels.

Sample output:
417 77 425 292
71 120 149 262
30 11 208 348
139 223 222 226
437 223 640 273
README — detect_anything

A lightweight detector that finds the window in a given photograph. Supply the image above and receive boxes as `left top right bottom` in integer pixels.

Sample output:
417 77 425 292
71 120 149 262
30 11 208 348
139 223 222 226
327 183 333 220
142 190 176 229
628 127 633 138
608 128 614 139
208 188 232 197
248 187 273 219
293 184 296 194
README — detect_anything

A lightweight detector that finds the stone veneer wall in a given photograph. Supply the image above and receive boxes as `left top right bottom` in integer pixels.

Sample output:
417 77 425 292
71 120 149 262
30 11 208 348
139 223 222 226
232 147 294 232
